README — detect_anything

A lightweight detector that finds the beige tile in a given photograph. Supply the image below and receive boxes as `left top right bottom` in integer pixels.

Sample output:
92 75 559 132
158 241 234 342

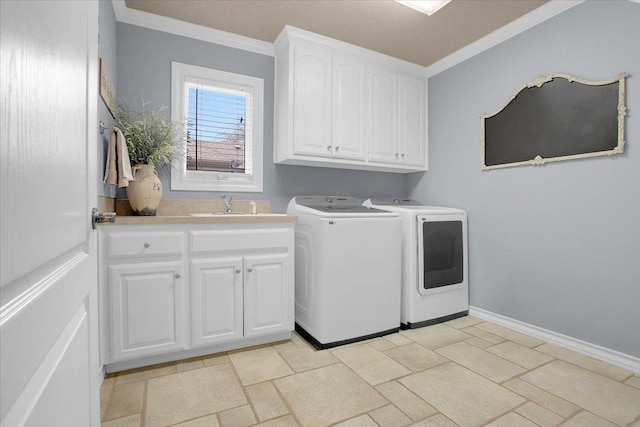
229 346 293 385
400 324 472 350
255 415 300 427
375 381 437 421
400 362 525 427
459 326 505 344
444 316 481 329
114 363 177 384
176 358 205 372
625 375 640 389
485 412 538 427
370 338 397 351
502 379 579 418
273 363 388 427
464 337 494 349
173 414 220 426
435 342 526 383
535 343 632 381
333 344 412 385
218 405 257 427
100 376 116 421
515 401 563 427
559 411 618 427
102 380 145 422
278 346 339 372
291 332 312 348
369 404 412 427
384 333 414 347
100 414 141 427
384 343 448 373
202 352 230 367
521 360 640 426
486 341 554 369
272 340 299 353
334 415 378 427
473 322 544 347
245 381 289 421
410 414 458 426
144 364 246 427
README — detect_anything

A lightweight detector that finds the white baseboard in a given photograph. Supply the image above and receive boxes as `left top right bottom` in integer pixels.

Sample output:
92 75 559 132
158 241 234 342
469 306 640 374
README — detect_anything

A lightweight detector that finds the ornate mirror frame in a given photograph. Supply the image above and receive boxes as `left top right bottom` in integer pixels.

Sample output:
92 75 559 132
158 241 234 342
481 73 627 170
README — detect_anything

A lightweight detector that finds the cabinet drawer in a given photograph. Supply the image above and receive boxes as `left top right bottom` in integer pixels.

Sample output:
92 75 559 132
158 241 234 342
107 232 184 259
190 228 292 253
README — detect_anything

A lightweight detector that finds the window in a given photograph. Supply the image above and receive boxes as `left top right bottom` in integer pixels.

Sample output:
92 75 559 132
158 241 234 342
171 62 264 192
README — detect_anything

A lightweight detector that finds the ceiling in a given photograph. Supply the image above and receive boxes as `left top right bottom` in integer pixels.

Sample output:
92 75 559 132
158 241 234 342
124 0 549 67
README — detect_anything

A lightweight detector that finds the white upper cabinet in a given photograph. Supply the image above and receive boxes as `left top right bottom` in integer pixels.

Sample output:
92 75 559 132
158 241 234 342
292 43 333 157
332 54 367 160
275 26 427 173
368 67 398 164
398 75 426 167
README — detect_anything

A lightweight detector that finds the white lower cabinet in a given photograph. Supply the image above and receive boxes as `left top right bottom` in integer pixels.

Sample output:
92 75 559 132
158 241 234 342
190 257 244 346
110 261 185 360
243 254 289 337
99 223 294 371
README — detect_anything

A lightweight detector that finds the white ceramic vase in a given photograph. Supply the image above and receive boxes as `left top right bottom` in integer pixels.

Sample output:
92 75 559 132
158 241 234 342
126 164 162 216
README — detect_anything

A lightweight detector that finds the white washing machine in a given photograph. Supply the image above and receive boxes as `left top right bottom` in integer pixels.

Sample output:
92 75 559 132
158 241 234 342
287 196 401 348
363 198 468 328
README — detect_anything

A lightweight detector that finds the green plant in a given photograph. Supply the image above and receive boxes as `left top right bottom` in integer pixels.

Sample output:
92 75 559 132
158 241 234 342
114 101 184 168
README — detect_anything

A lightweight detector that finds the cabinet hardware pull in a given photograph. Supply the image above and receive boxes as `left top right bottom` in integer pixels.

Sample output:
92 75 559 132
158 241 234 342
174 273 181 279
143 243 150 248
326 145 331 151
395 153 399 158
235 269 241 274
401 153 405 158
247 268 253 272
335 146 340 151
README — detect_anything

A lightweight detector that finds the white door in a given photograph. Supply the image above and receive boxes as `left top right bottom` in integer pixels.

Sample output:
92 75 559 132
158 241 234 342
110 262 185 361
367 66 398 164
191 257 243 346
398 75 426 167
332 55 366 161
244 254 290 337
292 43 333 157
0 1 100 426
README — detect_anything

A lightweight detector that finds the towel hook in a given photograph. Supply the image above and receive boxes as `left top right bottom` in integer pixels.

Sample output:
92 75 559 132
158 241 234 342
99 121 111 135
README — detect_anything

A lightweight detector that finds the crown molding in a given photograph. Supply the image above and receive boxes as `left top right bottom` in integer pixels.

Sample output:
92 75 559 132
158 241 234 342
426 0 585 78
110 0 274 57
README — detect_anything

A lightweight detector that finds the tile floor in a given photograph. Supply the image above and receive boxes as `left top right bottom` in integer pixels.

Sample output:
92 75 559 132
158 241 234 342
100 316 640 427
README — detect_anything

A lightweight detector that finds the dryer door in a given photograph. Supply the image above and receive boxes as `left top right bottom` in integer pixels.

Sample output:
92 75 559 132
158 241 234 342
417 214 466 296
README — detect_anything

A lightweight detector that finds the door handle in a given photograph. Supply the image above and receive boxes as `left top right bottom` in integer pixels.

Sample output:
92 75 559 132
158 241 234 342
91 208 116 229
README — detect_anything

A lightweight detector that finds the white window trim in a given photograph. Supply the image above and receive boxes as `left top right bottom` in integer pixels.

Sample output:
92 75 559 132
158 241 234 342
171 61 264 192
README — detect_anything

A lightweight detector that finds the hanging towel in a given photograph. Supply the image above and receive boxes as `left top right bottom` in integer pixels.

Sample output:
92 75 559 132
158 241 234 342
103 126 134 187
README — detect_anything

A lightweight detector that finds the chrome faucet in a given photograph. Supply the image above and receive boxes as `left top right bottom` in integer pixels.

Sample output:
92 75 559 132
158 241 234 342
221 194 233 213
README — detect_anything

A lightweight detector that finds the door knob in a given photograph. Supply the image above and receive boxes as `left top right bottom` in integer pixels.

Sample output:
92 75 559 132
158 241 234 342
91 208 116 229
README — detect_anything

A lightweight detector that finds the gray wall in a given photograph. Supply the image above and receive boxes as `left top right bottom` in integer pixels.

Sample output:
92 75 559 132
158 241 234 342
98 0 118 198
115 23 407 212
407 1 640 357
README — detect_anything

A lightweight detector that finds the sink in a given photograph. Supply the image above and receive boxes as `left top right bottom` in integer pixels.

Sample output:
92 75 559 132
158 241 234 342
188 213 287 217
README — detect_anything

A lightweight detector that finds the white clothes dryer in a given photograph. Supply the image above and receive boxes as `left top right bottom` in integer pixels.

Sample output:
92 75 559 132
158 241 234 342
287 196 402 348
363 198 468 328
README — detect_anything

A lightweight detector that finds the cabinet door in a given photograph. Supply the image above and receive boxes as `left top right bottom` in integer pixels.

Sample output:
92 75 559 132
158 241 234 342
244 254 292 337
398 75 426 167
332 55 366 160
367 67 398 163
191 258 243 347
110 262 185 361
292 43 332 157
